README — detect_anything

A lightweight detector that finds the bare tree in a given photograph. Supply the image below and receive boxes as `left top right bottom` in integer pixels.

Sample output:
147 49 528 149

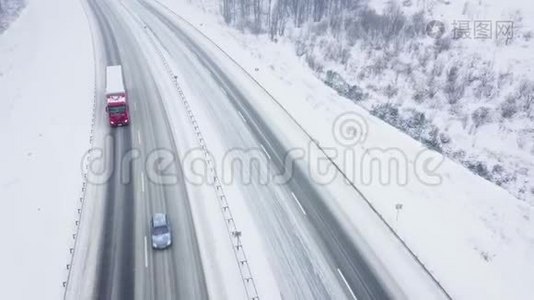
222 0 232 23
253 0 261 32
313 0 326 21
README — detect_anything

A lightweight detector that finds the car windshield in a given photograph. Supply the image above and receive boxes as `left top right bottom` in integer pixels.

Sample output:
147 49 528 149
109 106 126 115
153 225 169 235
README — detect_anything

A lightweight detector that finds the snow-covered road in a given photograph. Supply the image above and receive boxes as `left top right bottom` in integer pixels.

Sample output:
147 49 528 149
67 0 450 299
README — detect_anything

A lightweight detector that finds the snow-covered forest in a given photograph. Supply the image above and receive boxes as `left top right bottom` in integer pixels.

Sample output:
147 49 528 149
216 0 534 204
0 0 25 32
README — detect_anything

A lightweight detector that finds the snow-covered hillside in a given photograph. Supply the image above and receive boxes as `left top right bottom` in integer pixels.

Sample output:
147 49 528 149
192 0 534 204
0 0 93 297
362 0 534 204
297 0 534 205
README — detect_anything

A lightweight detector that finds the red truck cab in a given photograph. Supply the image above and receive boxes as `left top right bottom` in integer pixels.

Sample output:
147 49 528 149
105 65 129 127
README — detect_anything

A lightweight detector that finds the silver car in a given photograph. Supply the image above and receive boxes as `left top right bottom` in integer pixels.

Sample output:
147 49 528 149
151 213 172 249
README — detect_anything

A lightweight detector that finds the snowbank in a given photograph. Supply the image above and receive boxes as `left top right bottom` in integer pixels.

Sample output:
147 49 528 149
0 0 93 298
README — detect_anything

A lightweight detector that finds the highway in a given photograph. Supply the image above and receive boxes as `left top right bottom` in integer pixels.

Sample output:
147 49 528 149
65 0 443 299
72 0 208 299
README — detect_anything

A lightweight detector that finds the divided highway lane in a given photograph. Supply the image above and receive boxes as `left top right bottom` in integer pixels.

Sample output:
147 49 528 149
87 1 136 298
77 0 208 299
132 1 394 299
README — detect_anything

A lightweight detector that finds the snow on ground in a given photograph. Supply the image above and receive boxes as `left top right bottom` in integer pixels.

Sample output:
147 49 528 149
0 0 93 298
156 0 534 299
426 0 534 201
360 0 534 204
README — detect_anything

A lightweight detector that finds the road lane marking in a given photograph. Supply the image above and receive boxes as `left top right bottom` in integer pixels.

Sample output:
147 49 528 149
144 236 149 268
137 130 142 145
238 111 247 123
337 268 357 300
141 172 145 193
133 102 137 111
291 192 306 215
260 144 271 160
